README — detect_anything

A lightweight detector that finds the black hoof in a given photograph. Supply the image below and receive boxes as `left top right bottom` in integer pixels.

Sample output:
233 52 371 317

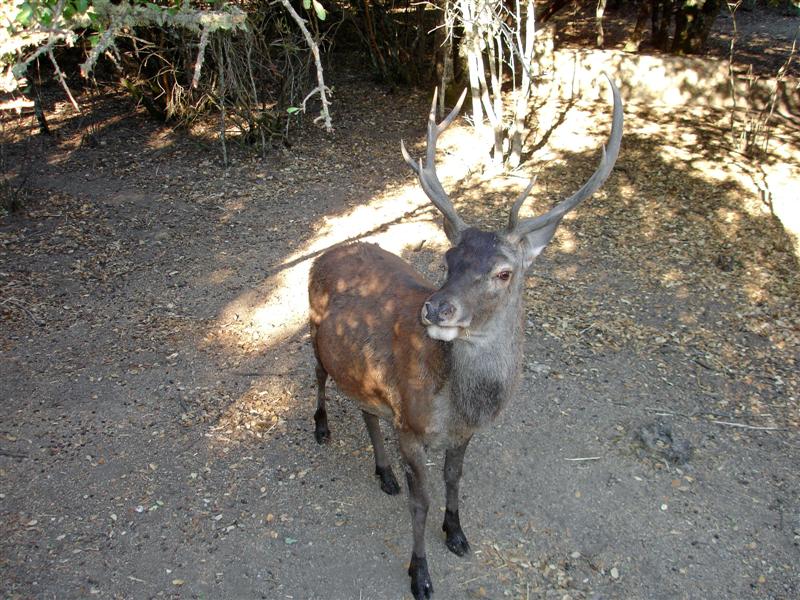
314 408 330 444
443 509 470 557
376 465 401 495
444 529 470 557
408 553 433 599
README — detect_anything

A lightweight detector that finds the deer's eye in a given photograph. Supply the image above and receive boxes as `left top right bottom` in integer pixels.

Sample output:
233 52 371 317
496 270 512 282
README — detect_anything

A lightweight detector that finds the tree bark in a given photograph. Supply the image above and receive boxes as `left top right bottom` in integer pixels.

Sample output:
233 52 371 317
624 0 651 52
651 0 674 51
509 0 535 167
596 0 607 48
671 0 723 54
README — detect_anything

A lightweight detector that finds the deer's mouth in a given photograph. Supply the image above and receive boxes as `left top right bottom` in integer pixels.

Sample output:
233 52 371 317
424 324 462 342
420 296 471 341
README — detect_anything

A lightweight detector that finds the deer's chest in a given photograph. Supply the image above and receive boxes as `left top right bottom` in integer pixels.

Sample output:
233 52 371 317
424 395 472 449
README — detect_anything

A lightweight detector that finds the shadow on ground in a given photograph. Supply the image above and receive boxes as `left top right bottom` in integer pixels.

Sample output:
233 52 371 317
1 70 798 600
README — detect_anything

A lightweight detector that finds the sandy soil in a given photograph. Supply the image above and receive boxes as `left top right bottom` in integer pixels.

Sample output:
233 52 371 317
1 7 799 600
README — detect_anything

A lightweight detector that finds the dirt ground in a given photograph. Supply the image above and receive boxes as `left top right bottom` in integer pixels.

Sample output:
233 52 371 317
2 9 799 600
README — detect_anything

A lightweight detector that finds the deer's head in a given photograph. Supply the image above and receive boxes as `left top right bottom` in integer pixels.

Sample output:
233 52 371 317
401 78 623 342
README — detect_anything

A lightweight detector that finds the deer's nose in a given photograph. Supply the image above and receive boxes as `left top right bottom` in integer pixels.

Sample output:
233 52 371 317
422 300 456 325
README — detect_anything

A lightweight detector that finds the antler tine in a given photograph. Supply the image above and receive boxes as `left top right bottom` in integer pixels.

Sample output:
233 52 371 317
401 88 469 238
507 175 538 232
400 139 420 176
426 88 467 165
511 75 624 238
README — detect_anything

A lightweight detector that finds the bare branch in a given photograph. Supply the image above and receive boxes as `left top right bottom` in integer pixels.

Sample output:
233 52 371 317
277 0 333 132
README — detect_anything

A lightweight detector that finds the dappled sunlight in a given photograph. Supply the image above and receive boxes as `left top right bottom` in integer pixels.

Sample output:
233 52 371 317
220 196 248 220
660 268 685 288
145 127 181 150
206 266 234 285
552 264 579 281
210 123 482 356
542 48 798 254
553 224 579 254
204 63 799 443
209 377 301 444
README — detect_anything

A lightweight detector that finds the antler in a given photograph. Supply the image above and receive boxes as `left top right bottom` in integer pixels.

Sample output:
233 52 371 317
401 88 469 239
508 74 624 236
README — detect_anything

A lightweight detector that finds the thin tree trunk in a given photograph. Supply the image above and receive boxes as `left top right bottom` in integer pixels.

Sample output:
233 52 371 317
216 36 228 166
672 0 723 54
29 81 50 136
624 0 651 52
596 0 607 48
459 0 486 138
509 0 535 167
486 31 504 163
651 0 673 51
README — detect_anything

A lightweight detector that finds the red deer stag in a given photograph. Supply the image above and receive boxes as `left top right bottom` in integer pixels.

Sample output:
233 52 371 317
308 76 623 599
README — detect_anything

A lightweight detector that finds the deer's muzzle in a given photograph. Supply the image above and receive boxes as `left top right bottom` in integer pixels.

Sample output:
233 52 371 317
420 294 470 342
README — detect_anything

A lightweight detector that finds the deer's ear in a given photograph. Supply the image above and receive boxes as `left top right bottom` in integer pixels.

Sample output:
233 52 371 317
517 219 561 270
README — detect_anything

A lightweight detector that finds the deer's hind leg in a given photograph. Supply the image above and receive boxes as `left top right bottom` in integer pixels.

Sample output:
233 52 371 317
362 410 400 495
311 331 331 444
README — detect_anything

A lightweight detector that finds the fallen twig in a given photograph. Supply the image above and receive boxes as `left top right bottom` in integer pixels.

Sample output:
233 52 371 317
711 420 786 431
1 297 45 327
565 456 601 461
0 448 28 459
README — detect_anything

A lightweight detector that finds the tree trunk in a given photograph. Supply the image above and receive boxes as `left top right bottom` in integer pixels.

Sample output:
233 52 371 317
458 0 486 137
671 0 723 54
651 0 674 51
538 0 578 24
26 81 51 136
509 0 535 167
433 0 448 89
624 0 651 52
596 0 607 48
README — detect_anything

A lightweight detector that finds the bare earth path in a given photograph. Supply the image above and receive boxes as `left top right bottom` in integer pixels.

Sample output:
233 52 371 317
2 56 799 600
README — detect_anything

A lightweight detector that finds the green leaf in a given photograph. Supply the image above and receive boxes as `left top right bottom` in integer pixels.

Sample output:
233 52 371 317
40 6 54 26
302 0 311 8
312 0 326 20
76 0 89 13
286 107 300 114
15 3 34 26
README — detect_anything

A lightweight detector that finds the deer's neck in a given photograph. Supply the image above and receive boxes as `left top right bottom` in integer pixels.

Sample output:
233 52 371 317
448 298 524 427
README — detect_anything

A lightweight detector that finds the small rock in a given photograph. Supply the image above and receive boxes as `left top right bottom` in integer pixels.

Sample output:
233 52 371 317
637 420 692 465
610 567 620 580
527 362 552 377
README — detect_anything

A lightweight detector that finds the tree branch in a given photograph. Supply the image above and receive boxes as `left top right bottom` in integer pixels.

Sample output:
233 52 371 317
277 0 333 132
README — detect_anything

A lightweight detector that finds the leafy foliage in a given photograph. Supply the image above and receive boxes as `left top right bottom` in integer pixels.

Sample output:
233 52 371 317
2 1 330 150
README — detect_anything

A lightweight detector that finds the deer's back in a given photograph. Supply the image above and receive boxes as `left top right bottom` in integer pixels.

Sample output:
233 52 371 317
309 243 447 430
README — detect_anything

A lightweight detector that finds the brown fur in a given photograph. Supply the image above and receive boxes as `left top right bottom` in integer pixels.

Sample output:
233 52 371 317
309 242 448 434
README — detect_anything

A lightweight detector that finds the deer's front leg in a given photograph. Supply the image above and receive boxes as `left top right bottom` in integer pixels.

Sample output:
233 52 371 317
400 432 433 599
443 436 472 556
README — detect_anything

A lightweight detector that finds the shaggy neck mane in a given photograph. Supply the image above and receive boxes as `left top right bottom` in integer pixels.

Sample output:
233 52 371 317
448 295 524 427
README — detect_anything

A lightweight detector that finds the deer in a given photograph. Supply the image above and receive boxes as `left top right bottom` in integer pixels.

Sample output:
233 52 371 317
308 76 623 599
